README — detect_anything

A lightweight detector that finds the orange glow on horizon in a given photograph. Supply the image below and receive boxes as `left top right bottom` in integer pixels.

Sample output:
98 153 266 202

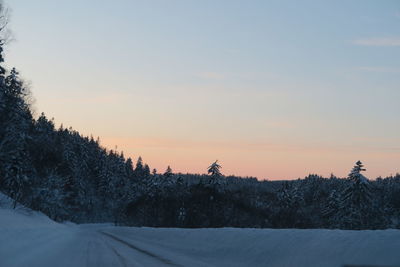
100 136 400 180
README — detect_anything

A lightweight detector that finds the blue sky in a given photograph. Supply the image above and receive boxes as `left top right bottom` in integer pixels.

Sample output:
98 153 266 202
4 0 400 179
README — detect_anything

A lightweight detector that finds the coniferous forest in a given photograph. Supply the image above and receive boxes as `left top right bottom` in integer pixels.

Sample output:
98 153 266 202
1 10 400 232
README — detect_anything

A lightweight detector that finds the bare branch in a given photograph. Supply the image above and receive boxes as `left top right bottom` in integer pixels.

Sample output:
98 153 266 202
0 1 12 45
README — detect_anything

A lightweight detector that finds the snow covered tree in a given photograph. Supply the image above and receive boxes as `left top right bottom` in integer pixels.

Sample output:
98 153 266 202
322 189 340 228
271 182 306 227
35 170 67 221
207 160 223 188
208 160 222 179
208 160 222 177
339 161 372 229
1 121 32 208
0 63 33 208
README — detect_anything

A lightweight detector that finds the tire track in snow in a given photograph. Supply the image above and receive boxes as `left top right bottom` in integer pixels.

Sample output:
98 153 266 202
100 231 182 267
102 238 129 267
85 240 93 267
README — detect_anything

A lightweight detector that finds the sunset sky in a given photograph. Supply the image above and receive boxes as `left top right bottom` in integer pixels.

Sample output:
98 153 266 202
5 0 400 180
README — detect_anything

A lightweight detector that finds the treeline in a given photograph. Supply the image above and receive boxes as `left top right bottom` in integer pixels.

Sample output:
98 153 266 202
1 30 400 230
122 164 400 230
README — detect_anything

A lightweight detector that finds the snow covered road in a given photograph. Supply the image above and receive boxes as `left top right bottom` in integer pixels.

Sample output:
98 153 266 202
1 220 183 267
2 199 400 267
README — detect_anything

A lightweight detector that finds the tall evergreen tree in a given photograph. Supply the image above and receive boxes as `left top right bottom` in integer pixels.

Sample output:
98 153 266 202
0 57 33 208
134 156 144 177
208 160 222 177
322 189 340 228
340 161 372 229
207 160 222 187
164 166 173 178
125 157 134 178
143 164 151 177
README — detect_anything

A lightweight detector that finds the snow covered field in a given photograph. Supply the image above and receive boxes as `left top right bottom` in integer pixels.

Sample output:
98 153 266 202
1 193 400 267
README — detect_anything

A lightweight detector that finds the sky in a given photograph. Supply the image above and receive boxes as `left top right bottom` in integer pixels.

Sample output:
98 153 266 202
4 0 400 180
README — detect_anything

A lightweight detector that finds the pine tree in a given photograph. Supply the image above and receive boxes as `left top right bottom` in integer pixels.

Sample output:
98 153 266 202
0 62 33 208
143 164 151 177
207 160 222 187
36 170 66 221
208 160 222 177
340 161 372 229
164 166 173 178
322 189 340 228
273 182 297 227
124 157 135 181
1 122 31 208
134 156 144 177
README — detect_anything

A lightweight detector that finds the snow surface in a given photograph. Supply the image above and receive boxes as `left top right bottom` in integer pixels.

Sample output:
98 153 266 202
1 193 400 267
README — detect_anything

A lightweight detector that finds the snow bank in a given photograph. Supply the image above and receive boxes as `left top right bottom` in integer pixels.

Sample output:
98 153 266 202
0 193 59 229
0 193 75 267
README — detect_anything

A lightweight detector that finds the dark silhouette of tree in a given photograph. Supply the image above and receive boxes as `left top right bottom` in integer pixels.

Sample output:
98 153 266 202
208 160 222 177
340 161 372 229
164 166 173 178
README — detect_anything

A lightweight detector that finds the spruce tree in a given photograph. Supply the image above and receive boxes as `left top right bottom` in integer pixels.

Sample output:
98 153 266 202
134 156 144 177
208 160 222 177
207 160 222 187
143 164 151 177
164 166 173 178
125 157 134 178
0 56 33 208
322 189 340 228
340 161 372 229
